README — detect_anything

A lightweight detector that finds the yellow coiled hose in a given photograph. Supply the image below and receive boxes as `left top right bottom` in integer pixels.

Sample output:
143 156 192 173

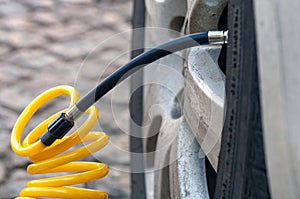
10 85 109 199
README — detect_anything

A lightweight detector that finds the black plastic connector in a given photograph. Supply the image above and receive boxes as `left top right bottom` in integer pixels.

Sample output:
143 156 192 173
41 113 74 146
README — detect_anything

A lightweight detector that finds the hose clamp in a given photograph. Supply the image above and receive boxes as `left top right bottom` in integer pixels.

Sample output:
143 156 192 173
208 30 228 45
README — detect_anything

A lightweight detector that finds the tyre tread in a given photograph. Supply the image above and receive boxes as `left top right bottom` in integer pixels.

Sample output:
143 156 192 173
214 0 271 198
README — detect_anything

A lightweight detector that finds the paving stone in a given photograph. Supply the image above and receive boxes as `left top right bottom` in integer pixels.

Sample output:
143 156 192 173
0 63 31 86
80 29 117 49
0 17 35 31
55 5 100 26
21 0 55 9
57 0 93 5
72 60 121 95
85 31 130 55
0 161 6 183
52 4 80 22
6 152 30 169
0 86 37 114
0 30 47 49
0 1 27 18
0 101 19 129
0 179 27 198
0 0 132 198
30 11 61 26
97 0 132 27
7 49 59 70
82 48 129 70
0 45 10 56
41 22 90 42
72 7 99 24
47 39 94 61
9 169 30 180
91 12 129 32
0 133 10 158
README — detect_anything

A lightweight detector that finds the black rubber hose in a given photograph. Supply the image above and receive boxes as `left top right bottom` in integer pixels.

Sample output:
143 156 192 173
40 31 209 147
76 32 209 112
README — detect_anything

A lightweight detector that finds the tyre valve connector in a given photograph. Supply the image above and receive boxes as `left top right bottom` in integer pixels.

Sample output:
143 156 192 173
41 104 83 146
208 30 228 45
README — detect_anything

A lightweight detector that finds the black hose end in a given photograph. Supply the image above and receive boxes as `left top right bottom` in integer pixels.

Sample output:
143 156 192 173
41 113 74 146
41 132 56 146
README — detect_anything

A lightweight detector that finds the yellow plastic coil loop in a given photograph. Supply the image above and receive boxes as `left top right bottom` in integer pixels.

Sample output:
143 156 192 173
11 85 109 199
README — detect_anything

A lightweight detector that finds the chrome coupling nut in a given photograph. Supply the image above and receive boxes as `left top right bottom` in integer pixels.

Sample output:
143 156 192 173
208 30 228 45
65 104 84 122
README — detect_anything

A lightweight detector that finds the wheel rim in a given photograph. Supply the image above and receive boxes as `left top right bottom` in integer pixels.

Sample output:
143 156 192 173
143 0 227 198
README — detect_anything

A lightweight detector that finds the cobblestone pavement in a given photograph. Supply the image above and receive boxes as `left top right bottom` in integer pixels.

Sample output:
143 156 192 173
0 0 133 198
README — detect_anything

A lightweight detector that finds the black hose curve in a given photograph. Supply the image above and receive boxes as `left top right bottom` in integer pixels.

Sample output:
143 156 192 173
76 32 209 112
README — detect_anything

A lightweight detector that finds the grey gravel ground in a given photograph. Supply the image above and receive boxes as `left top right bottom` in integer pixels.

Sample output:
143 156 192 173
0 0 132 198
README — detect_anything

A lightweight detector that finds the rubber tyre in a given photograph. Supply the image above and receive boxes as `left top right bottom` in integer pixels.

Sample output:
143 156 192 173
213 0 271 198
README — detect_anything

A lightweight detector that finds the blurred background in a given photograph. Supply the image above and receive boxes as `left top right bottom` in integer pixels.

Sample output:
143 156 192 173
0 0 133 198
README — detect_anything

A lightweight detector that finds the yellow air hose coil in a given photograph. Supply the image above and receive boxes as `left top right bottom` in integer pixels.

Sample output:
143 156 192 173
10 85 109 199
